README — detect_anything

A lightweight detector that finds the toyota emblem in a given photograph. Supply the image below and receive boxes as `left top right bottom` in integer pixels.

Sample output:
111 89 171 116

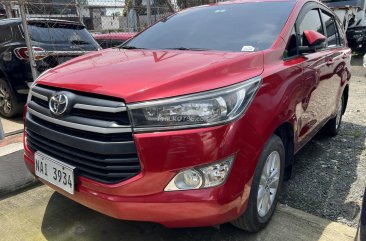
49 93 68 115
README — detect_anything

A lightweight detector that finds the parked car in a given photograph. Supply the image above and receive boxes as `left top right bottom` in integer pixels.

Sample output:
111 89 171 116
24 0 351 232
93 32 137 49
0 18 100 118
346 20 366 54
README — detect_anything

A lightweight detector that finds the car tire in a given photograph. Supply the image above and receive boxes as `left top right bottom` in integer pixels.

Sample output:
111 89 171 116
323 95 344 137
0 78 23 118
231 134 285 232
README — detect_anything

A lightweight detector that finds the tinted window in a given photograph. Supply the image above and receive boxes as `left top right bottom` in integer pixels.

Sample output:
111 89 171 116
299 9 324 46
125 2 295 52
321 11 339 46
0 25 12 43
28 22 96 45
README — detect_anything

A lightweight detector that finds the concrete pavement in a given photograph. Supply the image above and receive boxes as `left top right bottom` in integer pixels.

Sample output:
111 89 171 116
0 185 357 241
0 117 23 136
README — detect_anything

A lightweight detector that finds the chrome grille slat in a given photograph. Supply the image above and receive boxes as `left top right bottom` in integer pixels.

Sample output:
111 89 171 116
27 107 132 134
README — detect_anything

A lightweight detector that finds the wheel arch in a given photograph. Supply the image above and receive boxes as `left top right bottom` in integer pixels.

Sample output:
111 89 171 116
273 122 295 180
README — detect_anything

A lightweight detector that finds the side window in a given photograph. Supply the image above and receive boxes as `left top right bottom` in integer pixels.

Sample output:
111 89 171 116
298 9 324 47
0 25 12 44
335 20 345 46
284 27 298 58
321 11 340 47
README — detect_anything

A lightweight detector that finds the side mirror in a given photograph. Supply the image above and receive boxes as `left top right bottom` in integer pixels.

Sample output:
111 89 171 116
299 30 326 54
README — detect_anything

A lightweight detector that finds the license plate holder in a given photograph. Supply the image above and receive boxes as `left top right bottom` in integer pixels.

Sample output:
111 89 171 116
34 151 75 194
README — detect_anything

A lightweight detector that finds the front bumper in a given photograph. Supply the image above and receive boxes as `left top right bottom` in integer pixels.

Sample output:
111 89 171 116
24 116 263 227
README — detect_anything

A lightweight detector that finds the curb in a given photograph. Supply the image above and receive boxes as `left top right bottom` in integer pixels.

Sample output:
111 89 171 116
4 129 23 137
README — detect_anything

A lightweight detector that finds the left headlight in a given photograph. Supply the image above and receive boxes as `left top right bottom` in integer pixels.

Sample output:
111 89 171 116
128 76 261 131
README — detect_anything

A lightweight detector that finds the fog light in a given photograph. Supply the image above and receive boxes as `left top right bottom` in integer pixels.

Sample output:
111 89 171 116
199 156 234 188
165 169 203 191
175 170 202 189
164 155 235 191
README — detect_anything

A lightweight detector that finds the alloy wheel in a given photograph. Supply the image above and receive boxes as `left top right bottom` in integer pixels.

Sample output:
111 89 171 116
0 83 12 114
257 151 281 217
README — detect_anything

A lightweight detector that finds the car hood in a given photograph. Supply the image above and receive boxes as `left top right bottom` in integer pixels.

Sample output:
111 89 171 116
38 48 264 103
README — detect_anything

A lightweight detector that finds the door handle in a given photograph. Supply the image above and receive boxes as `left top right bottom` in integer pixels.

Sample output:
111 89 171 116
326 59 334 65
342 53 350 59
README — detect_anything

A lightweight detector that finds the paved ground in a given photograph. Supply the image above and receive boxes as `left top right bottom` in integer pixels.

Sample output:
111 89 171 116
0 117 23 136
0 185 356 241
280 57 366 227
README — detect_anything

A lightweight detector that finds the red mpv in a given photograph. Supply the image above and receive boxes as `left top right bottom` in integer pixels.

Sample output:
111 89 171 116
24 0 351 232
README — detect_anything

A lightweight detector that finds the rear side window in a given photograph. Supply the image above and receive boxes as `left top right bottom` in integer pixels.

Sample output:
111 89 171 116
335 19 345 46
0 25 12 43
321 10 340 47
298 9 324 46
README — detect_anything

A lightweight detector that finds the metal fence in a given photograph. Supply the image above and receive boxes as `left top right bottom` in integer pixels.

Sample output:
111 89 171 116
4 0 219 80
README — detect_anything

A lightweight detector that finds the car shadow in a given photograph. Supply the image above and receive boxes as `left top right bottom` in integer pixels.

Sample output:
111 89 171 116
280 121 366 226
40 192 252 241
351 54 363 67
41 190 342 241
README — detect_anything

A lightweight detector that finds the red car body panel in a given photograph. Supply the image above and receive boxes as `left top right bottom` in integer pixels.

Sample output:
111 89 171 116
37 50 264 103
24 0 351 228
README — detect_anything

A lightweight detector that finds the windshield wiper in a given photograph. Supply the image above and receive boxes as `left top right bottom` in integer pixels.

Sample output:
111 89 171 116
120 45 146 50
163 47 211 51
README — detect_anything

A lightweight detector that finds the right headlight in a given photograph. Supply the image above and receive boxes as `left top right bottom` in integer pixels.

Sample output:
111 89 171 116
128 76 261 131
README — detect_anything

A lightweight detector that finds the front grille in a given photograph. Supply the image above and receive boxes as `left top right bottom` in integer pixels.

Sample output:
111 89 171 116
26 85 141 184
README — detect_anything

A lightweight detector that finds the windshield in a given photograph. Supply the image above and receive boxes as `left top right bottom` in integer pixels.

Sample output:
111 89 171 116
28 22 96 45
125 2 295 52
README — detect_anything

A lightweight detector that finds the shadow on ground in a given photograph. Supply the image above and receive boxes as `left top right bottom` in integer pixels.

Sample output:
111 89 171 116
40 191 345 241
351 54 363 66
280 121 366 226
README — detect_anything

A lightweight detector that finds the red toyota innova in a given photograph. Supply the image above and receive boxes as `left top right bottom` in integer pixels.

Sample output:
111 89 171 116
24 0 351 232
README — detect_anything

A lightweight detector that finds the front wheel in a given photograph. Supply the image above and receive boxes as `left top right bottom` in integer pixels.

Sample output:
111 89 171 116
231 134 285 232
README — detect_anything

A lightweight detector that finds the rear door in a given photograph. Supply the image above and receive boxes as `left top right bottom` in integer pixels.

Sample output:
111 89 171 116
319 8 350 118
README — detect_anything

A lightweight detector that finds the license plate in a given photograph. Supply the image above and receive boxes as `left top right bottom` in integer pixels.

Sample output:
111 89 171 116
35 152 75 194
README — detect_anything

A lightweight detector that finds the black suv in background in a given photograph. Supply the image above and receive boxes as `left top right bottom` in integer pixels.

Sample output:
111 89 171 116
347 19 366 54
0 18 100 117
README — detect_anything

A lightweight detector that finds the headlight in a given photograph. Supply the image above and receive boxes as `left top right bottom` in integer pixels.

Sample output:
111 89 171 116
128 76 261 131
